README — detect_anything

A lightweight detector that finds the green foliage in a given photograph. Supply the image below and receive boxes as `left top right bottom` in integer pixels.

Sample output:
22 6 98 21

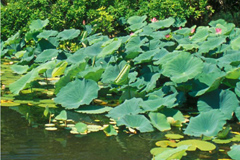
3 16 240 139
1 0 213 40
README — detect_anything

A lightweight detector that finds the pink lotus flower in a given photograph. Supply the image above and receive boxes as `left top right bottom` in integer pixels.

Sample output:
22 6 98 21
179 27 182 30
165 34 170 38
130 32 134 36
191 28 195 34
82 20 86 25
216 28 222 34
151 17 158 23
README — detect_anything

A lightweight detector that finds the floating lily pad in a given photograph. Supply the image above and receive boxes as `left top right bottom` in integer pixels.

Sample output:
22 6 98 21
45 127 57 131
177 139 216 151
165 134 184 140
155 140 177 148
150 147 172 156
212 138 232 144
87 125 102 132
75 105 112 114
0 100 20 107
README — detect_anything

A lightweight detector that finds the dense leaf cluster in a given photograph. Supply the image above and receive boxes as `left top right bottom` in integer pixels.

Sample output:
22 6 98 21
1 16 240 138
1 0 213 40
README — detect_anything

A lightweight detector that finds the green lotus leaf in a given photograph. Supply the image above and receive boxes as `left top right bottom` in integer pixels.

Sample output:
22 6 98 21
176 43 199 51
83 42 103 57
198 37 226 54
107 98 143 120
191 27 209 43
101 61 127 84
15 50 26 58
209 19 227 27
177 140 216 151
127 15 147 25
35 49 61 63
162 52 203 83
231 35 240 50
114 63 130 85
52 61 68 78
217 125 231 139
75 105 112 114
198 89 239 120
190 72 225 97
228 145 240 160
37 30 58 39
149 112 171 131
54 79 100 109
55 110 67 121
184 110 227 137
218 52 240 68
11 64 29 74
143 73 161 93
150 147 172 156
165 134 184 140
149 17 175 30
75 122 88 134
57 29 81 41
153 50 173 65
133 49 159 65
54 62 86 94
103 125 118 136
235 107 240 122
117 114 154 133
226 67 240 79
9 69 39 95
36 60 56 74
173 17 187 27
97 39 122 58
127 15 147 31
160 108 185 122
142 93 177 111
78 66 104 82
125 36 144 59
154 145 189 160
29 19 49 31
235 82 240 97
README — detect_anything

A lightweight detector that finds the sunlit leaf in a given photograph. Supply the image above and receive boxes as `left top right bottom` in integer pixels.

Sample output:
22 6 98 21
97 39 122 58
154 145 189 160
35 49 61 63
177 139 216 151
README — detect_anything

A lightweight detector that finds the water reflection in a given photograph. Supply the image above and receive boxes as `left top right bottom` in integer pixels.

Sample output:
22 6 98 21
1 107 156 160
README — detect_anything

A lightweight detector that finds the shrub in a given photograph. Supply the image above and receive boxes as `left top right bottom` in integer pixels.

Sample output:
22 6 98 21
1 0 213 40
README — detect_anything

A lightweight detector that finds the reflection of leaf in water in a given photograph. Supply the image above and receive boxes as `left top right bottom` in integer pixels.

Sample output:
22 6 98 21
55 138 67 148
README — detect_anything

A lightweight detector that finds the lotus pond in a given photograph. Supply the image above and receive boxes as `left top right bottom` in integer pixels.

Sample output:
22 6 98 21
1 16 240 159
